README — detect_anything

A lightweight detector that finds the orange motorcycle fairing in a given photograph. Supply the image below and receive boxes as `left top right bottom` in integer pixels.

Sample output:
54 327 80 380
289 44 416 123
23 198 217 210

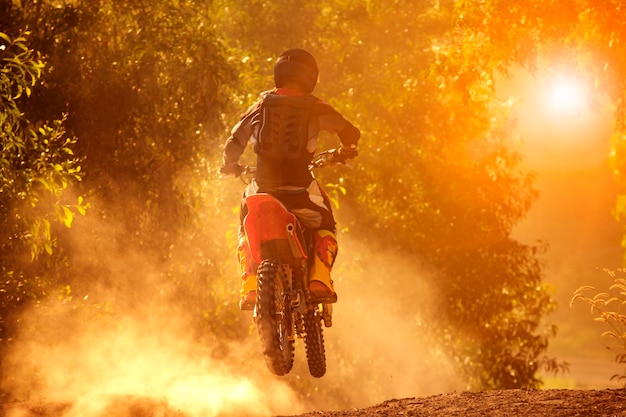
243 193 308 263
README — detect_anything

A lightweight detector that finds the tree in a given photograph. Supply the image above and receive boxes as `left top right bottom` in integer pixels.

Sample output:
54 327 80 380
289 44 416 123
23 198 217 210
0 0 251 346
299 0 559 389
6 0 616 399
0 30 83 352
209 0 562 390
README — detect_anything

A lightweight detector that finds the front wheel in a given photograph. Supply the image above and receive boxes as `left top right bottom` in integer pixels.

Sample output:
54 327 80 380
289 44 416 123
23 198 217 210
255 260 294 376
304 309 326 378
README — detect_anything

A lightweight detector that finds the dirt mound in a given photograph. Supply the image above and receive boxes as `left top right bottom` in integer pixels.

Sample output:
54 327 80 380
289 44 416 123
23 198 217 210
291 389 626 417
2 389 625 417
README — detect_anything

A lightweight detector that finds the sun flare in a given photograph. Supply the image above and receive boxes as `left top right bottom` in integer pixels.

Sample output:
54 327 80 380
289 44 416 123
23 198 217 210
546 75 586 116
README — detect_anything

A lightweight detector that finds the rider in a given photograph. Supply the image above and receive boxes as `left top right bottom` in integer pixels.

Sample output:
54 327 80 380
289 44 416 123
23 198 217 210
220 48 360 310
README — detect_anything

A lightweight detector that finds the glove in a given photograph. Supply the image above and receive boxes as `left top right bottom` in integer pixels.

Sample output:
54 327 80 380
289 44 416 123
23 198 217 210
220 163 244 177
330 146 358 164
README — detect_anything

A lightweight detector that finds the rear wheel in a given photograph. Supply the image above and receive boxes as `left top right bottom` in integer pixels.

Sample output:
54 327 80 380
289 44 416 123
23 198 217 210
304 309 326 378
255 260 294 376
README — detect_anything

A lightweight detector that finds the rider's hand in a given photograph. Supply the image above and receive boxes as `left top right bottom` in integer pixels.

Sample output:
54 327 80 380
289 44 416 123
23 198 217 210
220 163 245 177
331 146 358 164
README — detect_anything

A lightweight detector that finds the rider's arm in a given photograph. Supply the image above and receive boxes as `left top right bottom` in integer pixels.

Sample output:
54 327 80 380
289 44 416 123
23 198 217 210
221 100 262 169
314 101 361 153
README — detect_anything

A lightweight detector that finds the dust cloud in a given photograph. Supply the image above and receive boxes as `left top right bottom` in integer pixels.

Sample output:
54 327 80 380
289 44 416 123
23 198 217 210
2 307 300 416
0 194 461 416
0 204 307 417
512 164 624 388
318 231 462 408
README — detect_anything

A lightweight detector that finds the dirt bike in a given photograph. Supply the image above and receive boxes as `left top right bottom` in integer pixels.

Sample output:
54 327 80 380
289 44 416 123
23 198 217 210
241 150 342 378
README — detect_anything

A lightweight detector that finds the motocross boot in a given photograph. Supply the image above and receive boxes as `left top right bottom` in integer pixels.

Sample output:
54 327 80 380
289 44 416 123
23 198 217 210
238 236 257 310
309 229 338 303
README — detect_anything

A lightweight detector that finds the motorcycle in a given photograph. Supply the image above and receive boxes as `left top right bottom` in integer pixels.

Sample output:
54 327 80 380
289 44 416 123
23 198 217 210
241 150 341 378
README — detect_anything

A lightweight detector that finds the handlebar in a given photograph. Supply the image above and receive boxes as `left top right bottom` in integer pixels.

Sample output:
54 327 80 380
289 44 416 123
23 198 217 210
309 149 339 170
242 165 256 175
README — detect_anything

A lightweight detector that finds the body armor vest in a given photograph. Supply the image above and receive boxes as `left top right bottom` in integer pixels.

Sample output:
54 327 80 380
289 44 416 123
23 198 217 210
255 94 315 160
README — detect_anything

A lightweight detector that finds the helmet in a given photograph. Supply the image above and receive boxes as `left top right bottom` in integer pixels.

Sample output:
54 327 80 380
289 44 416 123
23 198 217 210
273 48 319 93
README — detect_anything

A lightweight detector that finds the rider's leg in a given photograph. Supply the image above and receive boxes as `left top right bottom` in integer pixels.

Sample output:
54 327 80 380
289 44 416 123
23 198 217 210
264 180 339 302
238 184 258 310
238 233 257 310
309 229 338 303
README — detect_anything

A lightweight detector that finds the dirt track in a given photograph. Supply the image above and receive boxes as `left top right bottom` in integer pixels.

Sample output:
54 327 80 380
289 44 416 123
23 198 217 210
2 388 626 417
290 389 626 417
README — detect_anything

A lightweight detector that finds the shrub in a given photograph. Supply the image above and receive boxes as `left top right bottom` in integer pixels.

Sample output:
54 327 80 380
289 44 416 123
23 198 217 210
571 269 626 386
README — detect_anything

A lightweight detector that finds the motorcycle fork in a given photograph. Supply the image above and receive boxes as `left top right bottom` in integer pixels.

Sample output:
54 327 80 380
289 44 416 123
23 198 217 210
281 262 309 341
292 258 311 340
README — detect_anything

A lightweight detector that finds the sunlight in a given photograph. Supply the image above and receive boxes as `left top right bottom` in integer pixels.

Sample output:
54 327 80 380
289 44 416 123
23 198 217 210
546 74 587 116
496 68 613 170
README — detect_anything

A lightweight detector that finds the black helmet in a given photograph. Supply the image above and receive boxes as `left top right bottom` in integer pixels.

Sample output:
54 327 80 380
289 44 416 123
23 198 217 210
273 48 319 93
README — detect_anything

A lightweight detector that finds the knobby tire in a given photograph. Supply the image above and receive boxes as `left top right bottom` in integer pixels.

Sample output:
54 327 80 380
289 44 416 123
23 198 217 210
304 309 326 378
256 260 294 376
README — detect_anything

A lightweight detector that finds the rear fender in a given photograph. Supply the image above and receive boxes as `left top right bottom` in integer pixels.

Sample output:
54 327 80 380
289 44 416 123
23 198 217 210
244 194 307 263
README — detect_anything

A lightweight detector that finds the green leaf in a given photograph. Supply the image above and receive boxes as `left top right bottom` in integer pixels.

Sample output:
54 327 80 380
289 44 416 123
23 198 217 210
61 206 74 228
43 240 53 255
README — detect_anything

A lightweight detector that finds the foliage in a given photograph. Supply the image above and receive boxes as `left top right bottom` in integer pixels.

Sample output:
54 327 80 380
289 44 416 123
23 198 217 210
458 1 626 261
571 269 626 387
304 1 560 389
0 0 249 348
2 0 626 401
0 30 84 348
